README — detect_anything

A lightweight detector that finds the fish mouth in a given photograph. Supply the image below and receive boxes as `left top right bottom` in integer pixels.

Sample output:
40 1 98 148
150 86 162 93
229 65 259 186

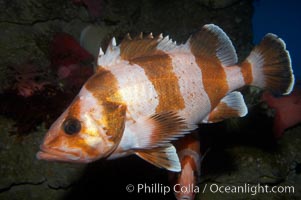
36 145 89 163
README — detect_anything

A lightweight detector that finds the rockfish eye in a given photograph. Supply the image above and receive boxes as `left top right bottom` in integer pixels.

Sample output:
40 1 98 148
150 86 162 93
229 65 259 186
63 118 81 135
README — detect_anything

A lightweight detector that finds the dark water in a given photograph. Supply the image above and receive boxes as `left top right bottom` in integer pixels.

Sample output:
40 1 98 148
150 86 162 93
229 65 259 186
253 0 301 79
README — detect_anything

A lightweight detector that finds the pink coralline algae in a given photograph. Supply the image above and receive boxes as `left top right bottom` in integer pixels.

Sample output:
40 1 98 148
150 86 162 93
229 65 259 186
49 32 94 89
262 86 301 137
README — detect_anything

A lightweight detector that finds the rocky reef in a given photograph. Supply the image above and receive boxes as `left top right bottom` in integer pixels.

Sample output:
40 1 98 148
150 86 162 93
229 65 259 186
0 0 300 199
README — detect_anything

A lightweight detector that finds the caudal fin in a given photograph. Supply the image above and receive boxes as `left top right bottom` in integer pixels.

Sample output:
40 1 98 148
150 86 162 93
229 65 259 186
240 33 294 95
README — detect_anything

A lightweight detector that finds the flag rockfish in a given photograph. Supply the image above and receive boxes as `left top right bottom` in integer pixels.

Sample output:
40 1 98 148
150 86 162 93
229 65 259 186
37 24 294 172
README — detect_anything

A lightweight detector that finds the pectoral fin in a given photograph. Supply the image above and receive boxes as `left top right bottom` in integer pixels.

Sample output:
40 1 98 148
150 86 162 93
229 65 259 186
135 144 181 172
130 111 197 149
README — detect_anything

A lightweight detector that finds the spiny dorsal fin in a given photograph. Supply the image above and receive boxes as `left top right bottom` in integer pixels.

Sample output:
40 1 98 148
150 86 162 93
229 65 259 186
96 32 178 70
157 35 177 52
130 111 197 149
120 33 166 61
135 144 181 172
188 24 238 66
147 32 154 39
96 37 121 71
203 91 248 123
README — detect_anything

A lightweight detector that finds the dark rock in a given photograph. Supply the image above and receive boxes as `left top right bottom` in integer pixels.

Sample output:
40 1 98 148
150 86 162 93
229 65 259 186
0 117 85 199
197 0 242 9
197 124 301 200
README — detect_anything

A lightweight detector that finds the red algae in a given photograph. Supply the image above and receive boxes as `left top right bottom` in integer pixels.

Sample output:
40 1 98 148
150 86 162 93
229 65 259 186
262 86 301 137
0 32 94 136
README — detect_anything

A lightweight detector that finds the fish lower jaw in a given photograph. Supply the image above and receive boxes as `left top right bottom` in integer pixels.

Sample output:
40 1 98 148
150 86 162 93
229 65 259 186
36 148 88 163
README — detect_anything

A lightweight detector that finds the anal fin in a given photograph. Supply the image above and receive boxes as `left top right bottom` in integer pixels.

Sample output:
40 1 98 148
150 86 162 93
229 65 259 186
203 91 248 123
135 145 181 172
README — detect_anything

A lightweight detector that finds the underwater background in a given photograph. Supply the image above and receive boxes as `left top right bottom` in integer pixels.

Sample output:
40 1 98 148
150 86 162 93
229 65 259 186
253 0 301 80
0 0 300 199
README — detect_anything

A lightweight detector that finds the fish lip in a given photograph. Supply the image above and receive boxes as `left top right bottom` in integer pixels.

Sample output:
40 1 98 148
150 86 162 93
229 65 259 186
36 146 86 163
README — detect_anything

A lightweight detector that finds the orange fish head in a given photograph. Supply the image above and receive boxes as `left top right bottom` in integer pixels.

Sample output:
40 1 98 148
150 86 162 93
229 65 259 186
36 88 126 163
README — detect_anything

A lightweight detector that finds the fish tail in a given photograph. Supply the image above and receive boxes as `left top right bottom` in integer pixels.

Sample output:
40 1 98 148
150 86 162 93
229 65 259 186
240 34 294 95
